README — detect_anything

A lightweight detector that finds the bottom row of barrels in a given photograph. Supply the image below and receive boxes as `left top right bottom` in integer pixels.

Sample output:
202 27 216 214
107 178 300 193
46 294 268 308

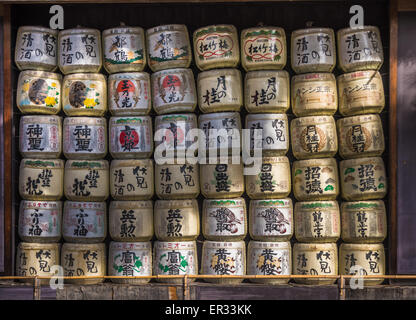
16 241 385 286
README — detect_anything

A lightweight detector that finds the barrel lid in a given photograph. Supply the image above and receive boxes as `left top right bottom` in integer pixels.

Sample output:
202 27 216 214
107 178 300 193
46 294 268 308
151 67 194 77
110 200 153 210
199 111 241 122
337 70 381 82
337 25 380 37
64 201 107 210
20 200 62 209
22 158 64 169
295 200 339 211
21 114 62 123
292 72 336 82
110 116 151 125
156 113 197 124
194 24 237 36
18 70 62 80
102 26 144 36
245 69 289 79
291 27 334 37
203 240 245 248
63 116 106 125
291 115 335 126
59 27 101 36
340 156 384 167
204 198 245 207
66 159 109 170
108 72 149 81
341 200 385 210
155 199 198 209
251 198 292 207
198 68 242 80
241 26 285 36
248 240 291 249
109 241 151 250
154 240 196 248
62 242 106 251
146 24 188 34
260 156 290 164
293 157 337 167
111 158 153 168
340 242 384 251
18 26 58 36
63 73 106 81
294 242 337 251
337 113 381 126
246 113 288 122
19 242 61 250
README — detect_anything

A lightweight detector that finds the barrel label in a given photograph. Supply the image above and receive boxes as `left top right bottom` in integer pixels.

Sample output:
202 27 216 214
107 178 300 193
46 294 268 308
243 29 284 63
203 247 244 275
292 33 335 68
104 34 144 66
64 124 105 154
252 206 292 237
245 76 289 111
148 30 190 64
16 30 57 66
110 123 151 154
21 123 60 153
109 78 149 112
247 117 288 152
63 206 105 239
339 29 382 66
63 79 104 111
19 207 60 238
110 246 151 277
195 27 234 60
59 34 101 67
205 206 245 237
18 76 60 110
111 164 152 199
248 247 290 275
156 247 196 275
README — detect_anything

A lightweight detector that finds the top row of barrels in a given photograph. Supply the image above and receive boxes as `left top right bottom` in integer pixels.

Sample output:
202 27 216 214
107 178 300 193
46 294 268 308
15 24 383 74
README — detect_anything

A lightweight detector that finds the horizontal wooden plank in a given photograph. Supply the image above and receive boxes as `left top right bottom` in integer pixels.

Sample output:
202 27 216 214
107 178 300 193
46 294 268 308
1 0 349 3
399 0 416 11
0 287 33 300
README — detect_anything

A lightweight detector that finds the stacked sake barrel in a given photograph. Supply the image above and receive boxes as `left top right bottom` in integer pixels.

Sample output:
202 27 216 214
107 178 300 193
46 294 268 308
336 26 387 285
241 27 293 284
15 26 62 284
104 26 154 284
194 25 246 283
147 25 199 283
290 28 340 285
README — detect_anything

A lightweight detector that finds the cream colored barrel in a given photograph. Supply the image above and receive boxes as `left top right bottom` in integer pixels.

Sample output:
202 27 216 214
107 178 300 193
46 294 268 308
293 242 338 285
246 156 291 199
244 71 290 113
245 113 289 156
339 157 387 201
109 116 153 159
146 24 192 72
201 240 246 284
200 159 244 199
64 160 109 202
291 28 336 74
62 73 107 116
16 242 60 284
193 25 239 71
337 26 384 73
109 201 153 242
337 70 385 116
102 26 146 74
110 159 154 200
341 201 387 243
19 159 64 201
61 243 106 285
241 27 287 72
63 117 107 160
18 200 62 243
198 68 243 113
63 201 107 243
339 243 385 286
58 28 102 74
17 71 62 115
19 115 62 159
108 241 152 284
15 26 58 72
294 201 340 243
247 241 291 285
292 158 339 201
108 72 151 115
153 241 197 284
151 68 197 114
291 73 337 117
155 162 199 199
249 198 293 241
291 116 338 160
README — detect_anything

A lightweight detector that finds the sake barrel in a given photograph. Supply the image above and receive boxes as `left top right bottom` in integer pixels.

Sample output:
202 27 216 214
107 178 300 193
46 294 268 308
339 157 387 201
64 160 109 202
294 201 340 243
291 28 336 74
110 159 154 201
63 201 107 243
292 158 339 201
62 73 107 116
153 241 197 284
198 68 243 113
15 26 58 72
337 70 385 116
244 70 290 113
245 156 291 199
249 198 293 242
245 113 289 156
16 242 60 285
290 115 338 160
109 116 153 159
291 73 337 117
108 72 151 115
193 24 239 71
19 115 62 159
247 241 291 285
103 26 146 74
63 117 107 160
18 200 62 243
17 70 62 115
337 26 384 73
341 200 387 243
154 113 198 159
155 162 200 199
109 200 153 242
108 241 152 284
293 242 338 285
151 68 197 114
198 112 242 157
337 114 385 159
154 199 200 241
339 243 385 286
200 159 244 199
61 243 106 285
146 24 192 72
202 198 247 241
58 28 102 74
201 240 246 284
241 27 287 71
19 159 64 201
